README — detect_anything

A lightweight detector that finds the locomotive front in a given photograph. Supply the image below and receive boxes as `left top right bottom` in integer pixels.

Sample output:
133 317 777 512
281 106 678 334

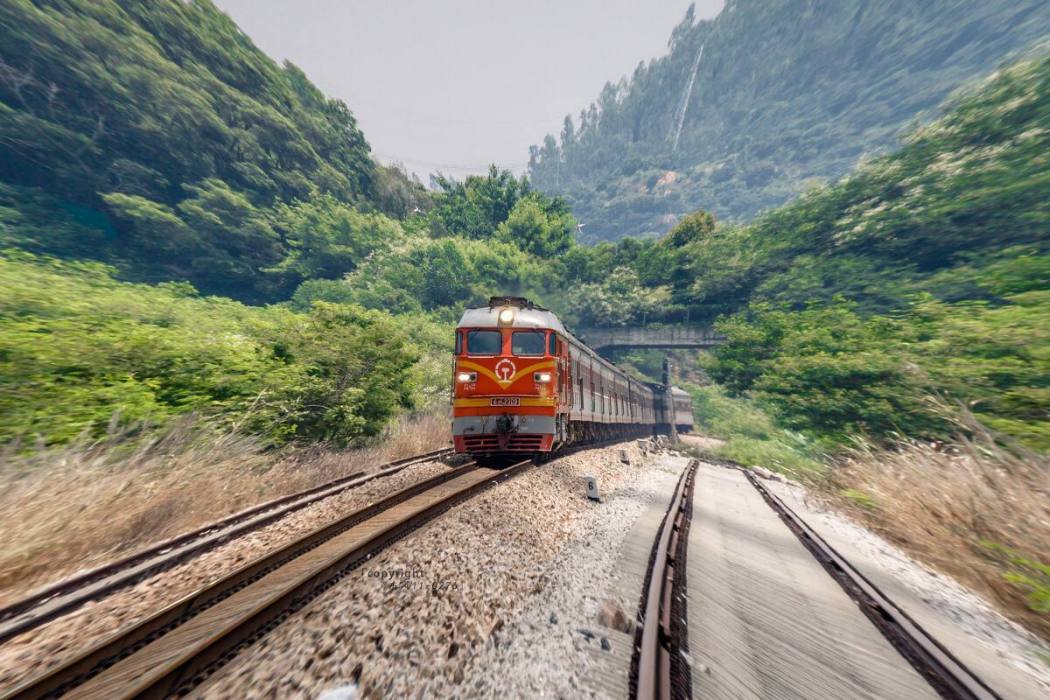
451 297 563 455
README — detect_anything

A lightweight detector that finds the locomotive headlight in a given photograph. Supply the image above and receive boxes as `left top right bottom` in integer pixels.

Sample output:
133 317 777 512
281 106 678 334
534 371 552 383
498 308 515 324
457 371 477 383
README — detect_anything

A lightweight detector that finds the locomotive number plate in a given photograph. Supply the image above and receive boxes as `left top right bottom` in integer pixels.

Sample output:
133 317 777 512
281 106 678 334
490 397 520 407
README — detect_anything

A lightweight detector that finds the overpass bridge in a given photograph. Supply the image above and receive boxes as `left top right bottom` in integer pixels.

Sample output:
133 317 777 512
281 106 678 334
575 325 725 351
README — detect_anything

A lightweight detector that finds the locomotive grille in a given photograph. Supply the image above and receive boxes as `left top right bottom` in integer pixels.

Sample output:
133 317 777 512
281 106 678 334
462 434 546 452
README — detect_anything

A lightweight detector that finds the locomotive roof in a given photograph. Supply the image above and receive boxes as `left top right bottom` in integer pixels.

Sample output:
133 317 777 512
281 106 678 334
457 305 568 334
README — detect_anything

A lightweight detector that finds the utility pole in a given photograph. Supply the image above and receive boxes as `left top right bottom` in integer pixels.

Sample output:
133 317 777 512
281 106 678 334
663 356 678 443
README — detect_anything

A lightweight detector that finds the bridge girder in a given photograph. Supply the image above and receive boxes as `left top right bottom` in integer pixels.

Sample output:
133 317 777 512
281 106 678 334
576 326 725 351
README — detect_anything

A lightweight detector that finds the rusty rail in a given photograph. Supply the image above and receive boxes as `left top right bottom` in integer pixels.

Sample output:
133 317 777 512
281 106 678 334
632 458 698 700
5 458 534 700
0 448 454 646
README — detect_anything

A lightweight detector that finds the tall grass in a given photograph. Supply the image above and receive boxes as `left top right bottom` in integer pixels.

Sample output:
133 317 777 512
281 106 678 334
827 416 1050 639
683 383 825 478
0 410 450 603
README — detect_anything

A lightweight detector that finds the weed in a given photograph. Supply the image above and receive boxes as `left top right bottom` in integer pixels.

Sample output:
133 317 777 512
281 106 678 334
839 488 876 510
0 408 451 603
826 412 1050 639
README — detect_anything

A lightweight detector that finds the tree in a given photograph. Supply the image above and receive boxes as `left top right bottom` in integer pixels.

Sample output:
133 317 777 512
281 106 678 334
101 193 199 256
175 179 282 298
664 209 714 247
495 194 576 258
269 194 404 283
420 239 472 309
429 166 530 239
571 267 671 327
560 115 576 151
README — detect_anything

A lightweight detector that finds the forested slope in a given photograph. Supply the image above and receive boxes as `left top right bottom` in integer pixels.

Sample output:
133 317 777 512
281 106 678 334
679 50 1050 450
0 0 423 300
528 0 1050 242
2 1 1046 457
0 0 439 447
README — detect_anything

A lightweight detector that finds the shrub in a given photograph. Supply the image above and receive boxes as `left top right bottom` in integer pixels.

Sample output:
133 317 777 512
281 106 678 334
0 253 429 447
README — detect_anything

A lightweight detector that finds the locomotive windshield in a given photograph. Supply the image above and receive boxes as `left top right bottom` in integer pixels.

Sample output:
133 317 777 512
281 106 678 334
466 330 501 355
511 331 545 356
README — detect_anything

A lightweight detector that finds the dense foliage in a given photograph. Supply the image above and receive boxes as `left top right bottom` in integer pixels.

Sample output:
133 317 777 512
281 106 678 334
472 47 1049 453
0 0 426 300
2 1 1046 459
0 2 587 448
0 253 443 447
689 52 1050 449
528 0 1050 241
307 45 1050 464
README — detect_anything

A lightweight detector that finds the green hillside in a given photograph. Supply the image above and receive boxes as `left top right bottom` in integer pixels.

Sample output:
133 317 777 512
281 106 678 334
528 0 1050 242
669 50 1049 450
294 48 1050 451
1 1 1046 457
0 0 424 301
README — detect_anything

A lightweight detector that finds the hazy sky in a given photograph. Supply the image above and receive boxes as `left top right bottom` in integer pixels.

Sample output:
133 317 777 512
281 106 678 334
214 0 725 179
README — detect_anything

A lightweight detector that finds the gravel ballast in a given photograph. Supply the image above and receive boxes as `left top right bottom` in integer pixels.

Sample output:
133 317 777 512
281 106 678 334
0 459 453 690
193 442 684 699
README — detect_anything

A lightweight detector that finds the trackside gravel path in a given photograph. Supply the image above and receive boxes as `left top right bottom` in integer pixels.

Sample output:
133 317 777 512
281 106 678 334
686 462 937 699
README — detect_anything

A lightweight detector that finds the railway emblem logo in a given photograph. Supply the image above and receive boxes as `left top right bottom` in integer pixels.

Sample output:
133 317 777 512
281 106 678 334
495 359 517 382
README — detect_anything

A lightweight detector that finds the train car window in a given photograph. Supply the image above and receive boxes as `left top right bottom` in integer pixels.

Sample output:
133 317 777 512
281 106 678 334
454 332 462 355
578 371 584 410
466 330 501 355
549 334 557 356
511 331 544 356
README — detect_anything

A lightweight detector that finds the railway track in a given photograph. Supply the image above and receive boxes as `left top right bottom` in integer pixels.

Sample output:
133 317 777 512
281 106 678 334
4 455 532 700
744 472 1002 700
632 458 698 700
0 448 454 646
632 457 1003 700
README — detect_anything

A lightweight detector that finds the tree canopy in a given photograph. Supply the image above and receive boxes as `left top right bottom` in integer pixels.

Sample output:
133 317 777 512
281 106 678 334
0 0 425 300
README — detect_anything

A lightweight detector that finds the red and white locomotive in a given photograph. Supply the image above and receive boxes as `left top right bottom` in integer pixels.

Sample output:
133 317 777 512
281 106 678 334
451 297 693 456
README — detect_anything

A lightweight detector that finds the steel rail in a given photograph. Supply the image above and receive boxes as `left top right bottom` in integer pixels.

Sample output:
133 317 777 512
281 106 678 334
0 448 454 645
744 471 1002 700
3 458 517 700
632 458 698 700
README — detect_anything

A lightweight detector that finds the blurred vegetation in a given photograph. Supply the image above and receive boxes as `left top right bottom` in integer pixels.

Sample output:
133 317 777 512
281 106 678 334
0 0 426 301
528 0 1050 242
542 50 1050 453
682 384 824 477
691 52 1050 451
0 253 445 448
1 1 1046 459
982 542 1050 616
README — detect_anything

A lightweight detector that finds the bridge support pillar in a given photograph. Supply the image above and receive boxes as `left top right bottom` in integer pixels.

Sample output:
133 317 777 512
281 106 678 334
663 357 678 444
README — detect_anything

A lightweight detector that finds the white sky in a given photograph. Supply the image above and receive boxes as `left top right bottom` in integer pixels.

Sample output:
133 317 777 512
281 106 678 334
213 0 725 180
